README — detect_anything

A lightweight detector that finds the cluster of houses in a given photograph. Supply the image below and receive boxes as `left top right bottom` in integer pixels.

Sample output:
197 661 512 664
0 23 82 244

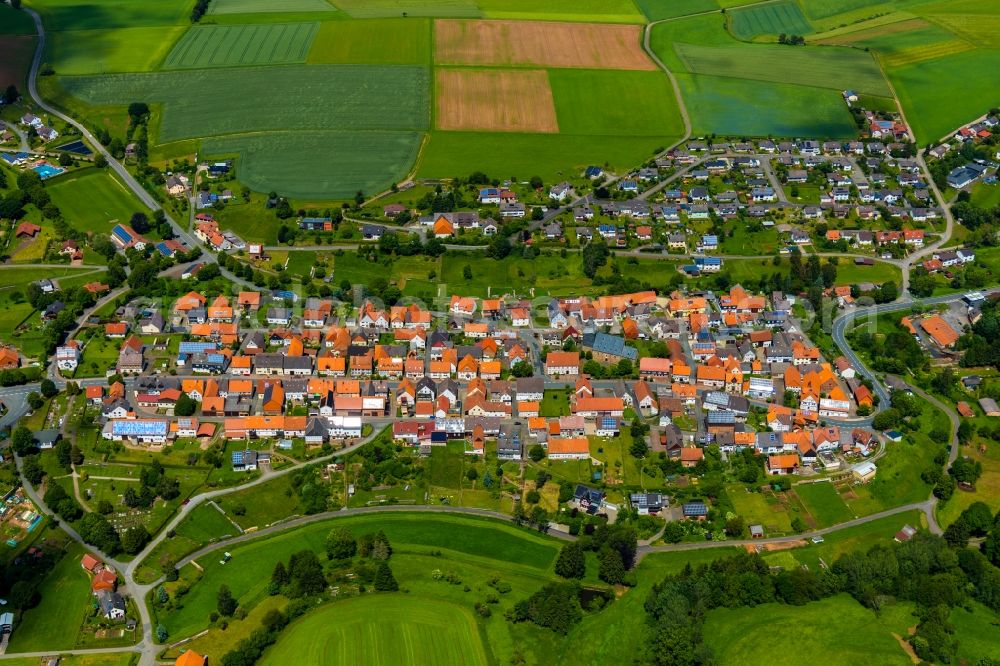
930 114 999 189
19 112 59 143
69 283 879 479
81 554 126 621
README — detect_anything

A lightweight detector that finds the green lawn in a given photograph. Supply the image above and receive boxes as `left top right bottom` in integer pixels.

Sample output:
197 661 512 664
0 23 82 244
794 481 854 527
704 594 913 665
46 168 144 234
163 22 318 69
331 0 480 18
791 510 922 570
8 543 93 651
259 595 489 665
176 503 240 543
728 485 792 533
308 18 431 64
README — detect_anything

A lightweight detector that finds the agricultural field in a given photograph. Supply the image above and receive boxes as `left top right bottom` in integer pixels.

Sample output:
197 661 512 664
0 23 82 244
25 0 193 31
331 0 480 19
728 1 812 41
1 3 37 34
434 19 655 70
0 35 36 89
548 69 685 137
201 130 423 200
45 168 142 234
56 64 430 142
476 0 644 23
436 68 558 133
45 26 185 75
209 0 337 14
307 18 431 64
260 596 489 665
162 23 319 69
674 42 890 96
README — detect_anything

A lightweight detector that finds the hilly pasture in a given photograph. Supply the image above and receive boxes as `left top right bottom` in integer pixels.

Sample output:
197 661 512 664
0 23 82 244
45 26 185 74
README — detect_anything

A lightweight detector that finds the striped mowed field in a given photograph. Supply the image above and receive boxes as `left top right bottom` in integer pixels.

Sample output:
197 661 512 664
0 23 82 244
163 23 319 69
258 595 489 665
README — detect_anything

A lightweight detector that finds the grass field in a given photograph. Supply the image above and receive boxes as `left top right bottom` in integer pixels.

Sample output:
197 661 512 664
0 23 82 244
705 594 912 665
678 72 857 138
332 0 480 18
728 486 792 532
202 130 423 199
548 69 685 137
209 0 337 13
951 603 1000 664
26 0 193 31
259 595 489 665
417 132 665 182
885 47 1000 143
161 513 557 638
800 0 886 20
1 4 37 35
795 481 854 527
176 503 240 543
728 1 813 40
307 18 431 64
8 543 92 651
46 168 142 234
434 19 655 70
477 0 644 23
57 64 429 142
163 23 319 69
46 26 184 75
675 42 891 96
633 0 719 21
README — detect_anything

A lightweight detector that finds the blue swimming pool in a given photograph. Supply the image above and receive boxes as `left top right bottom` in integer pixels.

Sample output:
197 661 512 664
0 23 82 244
33 163 65 179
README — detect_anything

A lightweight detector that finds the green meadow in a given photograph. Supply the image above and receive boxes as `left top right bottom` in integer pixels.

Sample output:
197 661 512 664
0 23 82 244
417 132 664 182
259 595 489 665
704 595 913 666
25 0 193 31
46 168 143 234
548 69 685 137
45 26 184 75
633 0 718 22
